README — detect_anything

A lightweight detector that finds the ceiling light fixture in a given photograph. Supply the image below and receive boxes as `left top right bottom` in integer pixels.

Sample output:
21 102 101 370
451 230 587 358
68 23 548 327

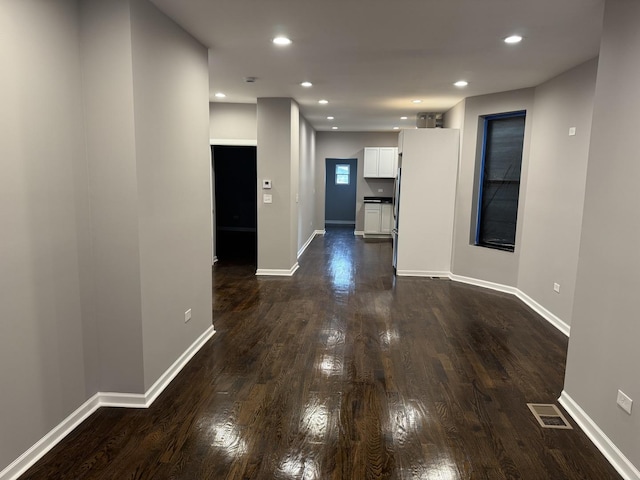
412 99 422 104
454 80 469 87
214 92 226 98
504 35 523 44
332 126 338 130
327 116 334 120
319 99 329 104
273 36 292 46
400 116 408 120
300 81 313 87
393 127 400 130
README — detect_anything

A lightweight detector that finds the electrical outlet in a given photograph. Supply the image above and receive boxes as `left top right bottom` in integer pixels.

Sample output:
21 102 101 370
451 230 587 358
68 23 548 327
553 283 560 293
617 390 633 415
184 308 192 323
378 189 383 193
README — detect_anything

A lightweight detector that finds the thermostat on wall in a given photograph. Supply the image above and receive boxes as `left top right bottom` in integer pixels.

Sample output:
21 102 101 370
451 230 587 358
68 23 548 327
262 179 272 189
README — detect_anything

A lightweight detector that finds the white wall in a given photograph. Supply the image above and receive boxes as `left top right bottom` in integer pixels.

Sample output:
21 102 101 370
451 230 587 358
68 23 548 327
518 59 598 327
130 0 213 390
0 0 89 468
81 0 145 394
0 0 213 473
298 114 317 251
564 0 640 472
450 89 535 286
315 132 398 231
209 102 257 141
256 98 299 272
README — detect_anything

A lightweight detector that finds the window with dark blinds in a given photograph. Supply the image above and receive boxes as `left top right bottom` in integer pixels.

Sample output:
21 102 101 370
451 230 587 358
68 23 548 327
475 111 526 251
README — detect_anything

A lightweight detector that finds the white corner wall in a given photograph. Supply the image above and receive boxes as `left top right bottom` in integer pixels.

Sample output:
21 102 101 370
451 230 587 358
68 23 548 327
564 0 640 475
209 102 257 142
130 0 213 391
298 114 317 254
0 0 89 470
518 59 598 328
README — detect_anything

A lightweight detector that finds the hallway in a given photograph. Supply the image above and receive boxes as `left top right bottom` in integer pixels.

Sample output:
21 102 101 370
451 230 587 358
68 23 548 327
19 227 620 479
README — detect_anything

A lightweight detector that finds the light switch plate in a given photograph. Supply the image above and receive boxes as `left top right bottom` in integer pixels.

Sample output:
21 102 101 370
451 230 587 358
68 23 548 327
569 127 576 136
263 193 273 204
617 389 633 415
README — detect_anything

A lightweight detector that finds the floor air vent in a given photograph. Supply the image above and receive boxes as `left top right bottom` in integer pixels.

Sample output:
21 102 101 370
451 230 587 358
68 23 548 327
527 403 573 429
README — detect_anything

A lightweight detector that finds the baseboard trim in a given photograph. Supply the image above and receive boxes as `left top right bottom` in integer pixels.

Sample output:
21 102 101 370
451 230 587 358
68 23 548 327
559 391 640 480
314 229 326 236
396 270 450 278
256 263 299 276
449 273 519 295
516 290 570 337
297 231 317 259
0 394 101 480
0 325 216 480
354 230 364 236
140 325 216 408
450 273 569 336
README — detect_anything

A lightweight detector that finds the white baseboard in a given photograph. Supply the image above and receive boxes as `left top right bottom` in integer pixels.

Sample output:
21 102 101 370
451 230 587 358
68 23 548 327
396 270 450 278
0 325 216 480
516 290 570 337
256 263 299 276
315 229 326 235
449 273 570 337
559 391 640 480
297 231 317 259
449 273 519 295
354 230 364 236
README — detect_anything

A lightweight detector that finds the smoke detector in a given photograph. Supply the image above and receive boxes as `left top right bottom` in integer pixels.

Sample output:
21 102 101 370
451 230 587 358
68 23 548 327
244 76 257 83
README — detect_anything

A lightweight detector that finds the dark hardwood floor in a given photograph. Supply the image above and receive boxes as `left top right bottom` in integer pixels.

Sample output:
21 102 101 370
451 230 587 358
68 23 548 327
19 226 621 479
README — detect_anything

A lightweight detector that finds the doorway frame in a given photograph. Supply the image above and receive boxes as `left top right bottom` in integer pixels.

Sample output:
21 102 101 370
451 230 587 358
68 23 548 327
209 138 258 266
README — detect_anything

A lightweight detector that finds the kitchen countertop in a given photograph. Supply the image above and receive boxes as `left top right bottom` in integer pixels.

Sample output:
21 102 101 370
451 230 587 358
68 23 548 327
363 196 393 204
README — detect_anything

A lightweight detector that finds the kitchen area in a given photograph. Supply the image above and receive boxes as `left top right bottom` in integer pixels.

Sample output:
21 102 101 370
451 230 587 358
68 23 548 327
357 128 460 277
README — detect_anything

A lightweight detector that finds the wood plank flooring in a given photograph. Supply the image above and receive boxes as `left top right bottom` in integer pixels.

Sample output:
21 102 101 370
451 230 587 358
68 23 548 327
19 226 621 479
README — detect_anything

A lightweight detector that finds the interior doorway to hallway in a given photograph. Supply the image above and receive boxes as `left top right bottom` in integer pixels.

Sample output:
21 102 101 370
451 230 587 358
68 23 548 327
325 158 357 228
212 145 257 265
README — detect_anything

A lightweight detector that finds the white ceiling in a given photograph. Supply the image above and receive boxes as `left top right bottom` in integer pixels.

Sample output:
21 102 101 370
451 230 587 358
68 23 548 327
149 0 604 131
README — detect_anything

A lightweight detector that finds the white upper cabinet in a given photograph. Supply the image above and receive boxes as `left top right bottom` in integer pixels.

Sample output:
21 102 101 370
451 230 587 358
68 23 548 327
364 147 397 178
378 148 396 177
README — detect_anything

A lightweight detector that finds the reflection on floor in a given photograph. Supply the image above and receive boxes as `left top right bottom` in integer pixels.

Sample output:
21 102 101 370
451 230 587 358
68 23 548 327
19 226 621 479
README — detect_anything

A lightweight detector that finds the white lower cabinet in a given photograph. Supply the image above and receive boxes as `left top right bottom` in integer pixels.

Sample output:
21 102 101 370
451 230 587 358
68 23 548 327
380 204 392 234
364 204 382 233
364 203 393 235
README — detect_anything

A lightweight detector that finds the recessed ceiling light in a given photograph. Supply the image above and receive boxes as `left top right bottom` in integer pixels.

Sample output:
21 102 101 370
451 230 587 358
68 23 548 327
319 99 329 104
454 80 469 87
273 36 292 46
214 92 226 98
504 35 523 44
332 126 339 130
300 81 313 88
327 116 334 120
412 99 422 104
393 127 400 130
400 116 408 120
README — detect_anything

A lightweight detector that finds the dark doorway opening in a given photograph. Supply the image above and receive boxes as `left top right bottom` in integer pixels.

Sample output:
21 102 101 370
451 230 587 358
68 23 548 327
325 158 357 228
213 145 257 265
